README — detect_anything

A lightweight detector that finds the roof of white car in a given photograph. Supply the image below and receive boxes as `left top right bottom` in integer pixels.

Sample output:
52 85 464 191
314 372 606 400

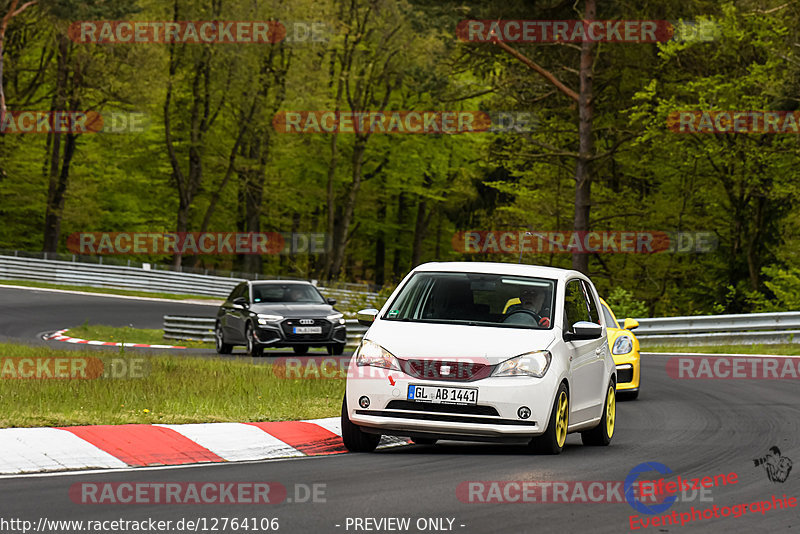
412 261 585 281
250 279 311 285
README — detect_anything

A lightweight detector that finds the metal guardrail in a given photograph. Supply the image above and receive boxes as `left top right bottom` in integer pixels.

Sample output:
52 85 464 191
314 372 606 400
164 316 368 348
3 253 795 347
0 249 380 292
163 316 218 343
636 330 800 347
633 312 800 335
633 312 800 346
0 254 381 311
167 311 798 349
0 255 239 297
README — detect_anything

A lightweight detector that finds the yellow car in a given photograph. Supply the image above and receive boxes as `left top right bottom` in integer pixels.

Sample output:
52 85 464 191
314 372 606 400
599 298 641 400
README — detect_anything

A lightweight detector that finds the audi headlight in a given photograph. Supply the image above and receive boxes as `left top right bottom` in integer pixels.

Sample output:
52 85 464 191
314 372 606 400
326 312 346 325
257 314 284 325
492 350 551 378
612 336 633 355
356 339 400 371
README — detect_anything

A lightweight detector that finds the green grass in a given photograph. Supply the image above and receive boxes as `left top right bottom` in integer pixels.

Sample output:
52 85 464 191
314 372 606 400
0 342 345 427
65 323 214 349
0 279 221 301
643 344 800 356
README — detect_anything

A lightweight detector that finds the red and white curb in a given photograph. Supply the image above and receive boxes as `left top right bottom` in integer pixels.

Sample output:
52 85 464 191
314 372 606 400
0 418 409 475
44 329 188 349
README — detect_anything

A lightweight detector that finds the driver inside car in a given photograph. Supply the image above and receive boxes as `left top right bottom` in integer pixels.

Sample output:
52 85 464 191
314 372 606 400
505 287 551 328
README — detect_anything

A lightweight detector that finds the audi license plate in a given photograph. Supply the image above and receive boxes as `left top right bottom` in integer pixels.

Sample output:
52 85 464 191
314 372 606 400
293 326 322 334
407 384 478 405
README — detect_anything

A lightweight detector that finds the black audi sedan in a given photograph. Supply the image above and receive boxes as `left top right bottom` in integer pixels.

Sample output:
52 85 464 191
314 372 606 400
214 280 347 356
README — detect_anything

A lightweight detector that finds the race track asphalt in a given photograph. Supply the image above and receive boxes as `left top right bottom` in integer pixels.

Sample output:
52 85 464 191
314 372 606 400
1 286 798 533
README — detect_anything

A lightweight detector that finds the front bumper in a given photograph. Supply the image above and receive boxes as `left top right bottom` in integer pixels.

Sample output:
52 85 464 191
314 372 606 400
613 351 640 391
345 363 559 440
254 322 346 346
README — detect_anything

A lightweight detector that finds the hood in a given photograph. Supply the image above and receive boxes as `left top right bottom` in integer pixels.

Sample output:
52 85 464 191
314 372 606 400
249 303 336 317
363 319 557 365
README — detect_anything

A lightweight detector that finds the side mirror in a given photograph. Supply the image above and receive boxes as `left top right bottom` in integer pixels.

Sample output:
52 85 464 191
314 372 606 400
623 318 639 331
356 308 379 327
564 321 603 341
232 296 249 308
327 298 337 306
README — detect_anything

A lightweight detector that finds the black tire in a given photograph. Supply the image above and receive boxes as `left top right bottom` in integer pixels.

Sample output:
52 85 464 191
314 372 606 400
530 382 569 455
620 389 639 401
411 437 437 445
581 382 616 446
245 323 263 357
327 343 346 355
214 323 233 354
293 346 309 355
341 396 381 452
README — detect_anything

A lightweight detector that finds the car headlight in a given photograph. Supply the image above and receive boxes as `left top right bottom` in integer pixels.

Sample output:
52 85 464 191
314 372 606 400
257 314 284 325
492 350 551 378
612 336 633 355
356 340 400 371
326 312 346 325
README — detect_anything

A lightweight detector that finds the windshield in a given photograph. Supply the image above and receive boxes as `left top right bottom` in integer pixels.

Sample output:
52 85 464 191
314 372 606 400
383 271 556 329
251 283 325 304
601 302 620 329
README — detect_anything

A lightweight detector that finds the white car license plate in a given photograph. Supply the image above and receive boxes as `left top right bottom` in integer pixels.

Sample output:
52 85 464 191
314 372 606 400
407 384 478 405
293 326 322 334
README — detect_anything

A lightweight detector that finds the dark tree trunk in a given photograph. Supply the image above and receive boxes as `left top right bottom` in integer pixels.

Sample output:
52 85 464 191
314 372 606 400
241 167 264 274
42 33 70 253
374 192 386 287
329 137 367 278
411 198 429 268
392 192 407 281
410 174 433 267
572 0 596 275
434 210 442 259
43 133 76 252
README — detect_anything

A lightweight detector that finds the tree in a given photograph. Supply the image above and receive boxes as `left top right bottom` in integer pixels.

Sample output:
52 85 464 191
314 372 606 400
0 0 36 125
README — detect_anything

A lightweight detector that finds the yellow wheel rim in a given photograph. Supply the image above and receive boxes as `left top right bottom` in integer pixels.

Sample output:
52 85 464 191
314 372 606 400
555 391 569 448
605 386 616 438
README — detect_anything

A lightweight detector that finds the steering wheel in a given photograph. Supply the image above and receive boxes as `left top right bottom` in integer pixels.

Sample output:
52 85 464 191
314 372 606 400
503 309 542 325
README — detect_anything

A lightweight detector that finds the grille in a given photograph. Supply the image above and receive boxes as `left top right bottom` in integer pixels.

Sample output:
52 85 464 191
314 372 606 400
280 318 332 340
617 366 634 384
400 359 493 382
255 329 280 343
386 400 499 417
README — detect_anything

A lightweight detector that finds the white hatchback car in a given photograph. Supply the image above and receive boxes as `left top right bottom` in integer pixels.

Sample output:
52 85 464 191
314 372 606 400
342 262 617 454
